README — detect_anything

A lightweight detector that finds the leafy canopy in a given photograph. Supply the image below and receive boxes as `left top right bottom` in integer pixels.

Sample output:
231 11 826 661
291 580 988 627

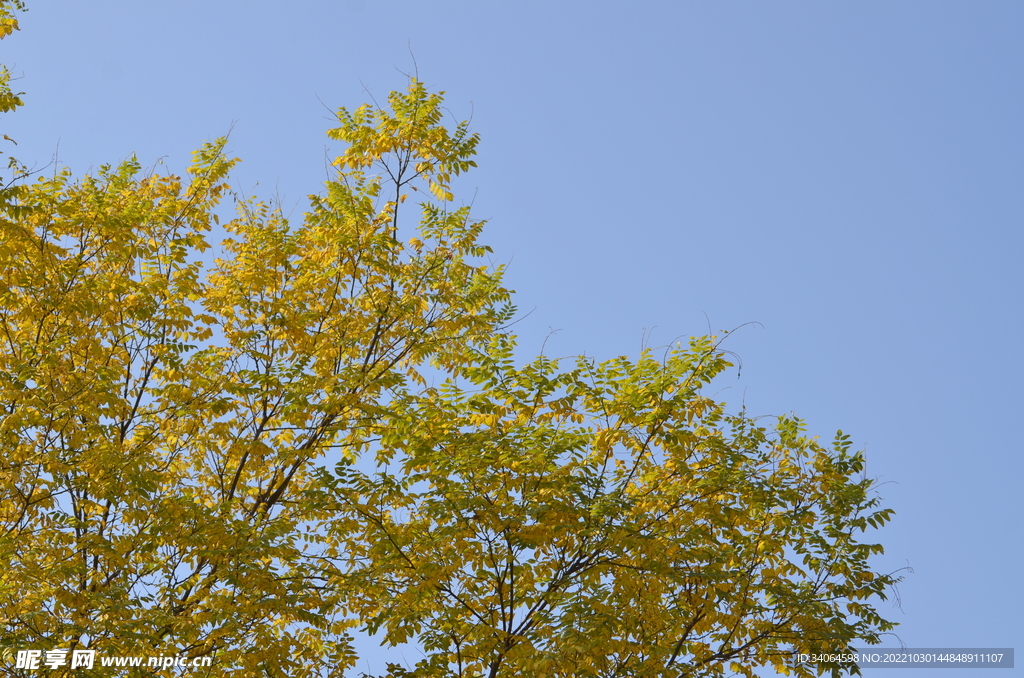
314 335 898 678
0 4 898 677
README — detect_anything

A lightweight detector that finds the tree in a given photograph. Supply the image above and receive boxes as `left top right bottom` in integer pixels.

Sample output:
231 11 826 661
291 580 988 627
0 4 898 676
312 335 897 678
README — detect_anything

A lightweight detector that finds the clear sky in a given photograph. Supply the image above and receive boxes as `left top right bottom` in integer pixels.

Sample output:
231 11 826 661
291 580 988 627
5 2 1021 675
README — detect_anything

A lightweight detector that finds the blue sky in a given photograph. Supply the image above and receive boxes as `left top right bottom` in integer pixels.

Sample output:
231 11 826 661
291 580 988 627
5 2 1021 675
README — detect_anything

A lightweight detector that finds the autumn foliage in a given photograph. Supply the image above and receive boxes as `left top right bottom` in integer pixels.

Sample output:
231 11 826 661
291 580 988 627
0 4 898 677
